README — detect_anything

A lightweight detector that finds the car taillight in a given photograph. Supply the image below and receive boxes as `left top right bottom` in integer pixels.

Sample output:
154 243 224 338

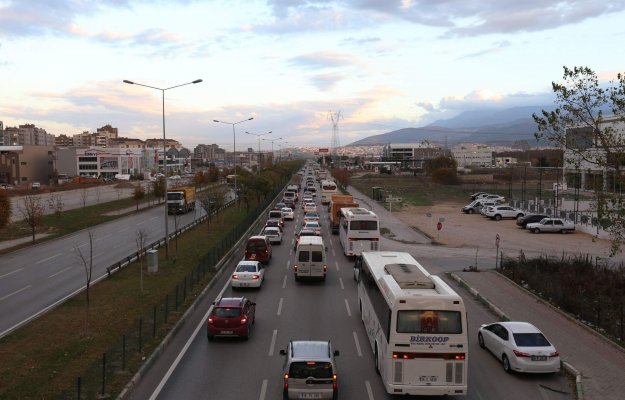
252 275 260 280
283 373 289 389
240 317 247 324
323 265 327 272
232 274 239 280
294 265 298 271
549 351 559 358
333 374 337 390
513 350 531 358
208 317 214 324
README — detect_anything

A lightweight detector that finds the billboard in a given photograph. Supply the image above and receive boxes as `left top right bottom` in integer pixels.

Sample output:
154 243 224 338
318 148 329 153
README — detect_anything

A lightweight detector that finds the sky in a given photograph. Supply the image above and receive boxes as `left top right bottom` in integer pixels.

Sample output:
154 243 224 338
1 0 625 151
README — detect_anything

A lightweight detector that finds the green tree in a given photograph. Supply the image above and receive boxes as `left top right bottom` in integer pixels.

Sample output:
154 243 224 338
133 185 145 210
533 66 625 255
152 177 165 203
0 190 11 229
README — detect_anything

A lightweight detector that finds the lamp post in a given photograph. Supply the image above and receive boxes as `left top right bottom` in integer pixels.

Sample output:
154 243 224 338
213 118 254 199
246 131 271 172
123 78 202 259
262 136 282 165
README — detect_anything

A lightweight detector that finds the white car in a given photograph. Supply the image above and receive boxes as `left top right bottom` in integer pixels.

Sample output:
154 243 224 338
302 212 320 225
281 207 294 221
303 221 321 236
478 321 560 373
303 202 317 213
261 226 283 244
484 205 525 221
231 260 265 289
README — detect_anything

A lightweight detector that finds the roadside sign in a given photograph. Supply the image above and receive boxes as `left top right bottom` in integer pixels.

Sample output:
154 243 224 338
437 222 443 231
318 148 329 153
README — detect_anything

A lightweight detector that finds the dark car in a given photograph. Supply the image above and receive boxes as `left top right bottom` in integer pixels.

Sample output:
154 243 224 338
244 235 272 265
516 214 549 229
207 297 256 340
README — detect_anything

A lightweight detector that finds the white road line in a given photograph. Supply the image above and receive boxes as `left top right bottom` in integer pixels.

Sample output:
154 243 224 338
119 227 130 233
286 260 291 270
339 277 344 290
136 220 146 226
353 331 363 357
258 379 268 400
277 298 283 315
344 299 352 317
149 274 230 400
0 285 32 302
335 261 339 271
93 252 105 258
0 268 23 279
48 266 72 278
365 380 374 400
282 275 287 288
36 253 62 264
95 233 112 242
150 216 159 221
332 248 335 257
268 329 278 356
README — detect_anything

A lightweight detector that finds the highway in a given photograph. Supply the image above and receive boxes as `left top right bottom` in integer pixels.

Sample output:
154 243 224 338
126 191 570 400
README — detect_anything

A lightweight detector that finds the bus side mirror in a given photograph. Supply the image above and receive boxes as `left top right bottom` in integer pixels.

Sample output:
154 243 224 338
280 349 287 355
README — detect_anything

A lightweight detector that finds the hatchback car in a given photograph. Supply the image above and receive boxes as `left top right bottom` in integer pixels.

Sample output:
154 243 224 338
207 297 256 340
261 226 283 245
281 207 295 221
478 321 560 373
244 235 272 265
280 340 339 400
303 221 322 236
231 261 264 289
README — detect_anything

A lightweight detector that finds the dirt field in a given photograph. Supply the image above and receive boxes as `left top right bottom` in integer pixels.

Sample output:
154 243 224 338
396 202 620 262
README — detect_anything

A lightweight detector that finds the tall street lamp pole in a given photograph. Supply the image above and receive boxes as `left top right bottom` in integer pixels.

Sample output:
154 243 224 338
123 78 202 260
246 131 271 173
213 118 254 199
262 137 282 165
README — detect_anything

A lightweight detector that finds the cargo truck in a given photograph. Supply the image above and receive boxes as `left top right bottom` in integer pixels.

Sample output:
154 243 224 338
167 186 196 214
328 194 358 234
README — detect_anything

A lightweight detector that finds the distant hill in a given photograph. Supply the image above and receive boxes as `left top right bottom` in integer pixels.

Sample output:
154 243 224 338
348 106 555 147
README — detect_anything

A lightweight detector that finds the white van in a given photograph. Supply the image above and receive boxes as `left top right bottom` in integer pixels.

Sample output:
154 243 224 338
294 236 327 281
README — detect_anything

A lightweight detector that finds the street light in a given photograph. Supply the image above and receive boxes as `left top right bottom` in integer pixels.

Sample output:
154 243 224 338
262 136 282 165
246 130 271 172
213 118 254 199
123 78 202 259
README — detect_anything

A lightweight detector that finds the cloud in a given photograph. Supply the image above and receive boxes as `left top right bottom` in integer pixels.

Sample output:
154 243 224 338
288 51 357 70
309 72 349 90
457 40 511 59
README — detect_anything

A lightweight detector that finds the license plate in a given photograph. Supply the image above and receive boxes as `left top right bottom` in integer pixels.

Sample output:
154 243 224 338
531 355 547 361
251 254 256 258
299 394 321 399
220 330 233 334
419 376 438 383
240 283 249 287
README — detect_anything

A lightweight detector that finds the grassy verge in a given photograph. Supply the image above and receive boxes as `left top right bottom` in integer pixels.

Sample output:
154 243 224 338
0 201 254 398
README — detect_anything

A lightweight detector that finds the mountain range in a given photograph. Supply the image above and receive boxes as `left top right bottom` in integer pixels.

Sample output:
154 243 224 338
348 105 555 147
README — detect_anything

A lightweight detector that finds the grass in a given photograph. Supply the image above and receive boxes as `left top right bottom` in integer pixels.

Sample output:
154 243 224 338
0 199 255 399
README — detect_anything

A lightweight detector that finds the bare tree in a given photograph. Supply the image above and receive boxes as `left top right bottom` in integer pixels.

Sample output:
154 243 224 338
196 185 228 231
46 193 64 219
95 186 102 204
75 230 95 335
136 230 148 293
133 185 145 211
80 188 88 209
19 195 45 242
0 190 11 229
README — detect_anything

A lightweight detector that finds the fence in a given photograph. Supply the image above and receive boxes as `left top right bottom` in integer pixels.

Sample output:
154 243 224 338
58 183 286 399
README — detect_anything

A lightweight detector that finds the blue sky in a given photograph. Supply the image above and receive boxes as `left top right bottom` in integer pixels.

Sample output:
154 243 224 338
1 0 624 150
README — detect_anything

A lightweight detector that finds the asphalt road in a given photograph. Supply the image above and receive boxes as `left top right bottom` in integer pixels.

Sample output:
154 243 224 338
126 193 571 400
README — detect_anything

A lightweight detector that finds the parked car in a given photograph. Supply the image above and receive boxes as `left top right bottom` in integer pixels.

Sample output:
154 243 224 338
231 261 264 289
482 194 506 203
526 218 575 234
461 200 484 214
281 207 295 221
478 321 560 373
484 205 525 221
244 235 272 264
31 182 41 189
261 226 283 245
480 201 498 216
207 297 256 340
516 214 549 229
471 191 488 200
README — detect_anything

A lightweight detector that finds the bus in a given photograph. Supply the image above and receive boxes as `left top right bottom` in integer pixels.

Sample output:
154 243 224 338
339 207 380 256
320 179 338 205
354 251 468 396
226 174 237 187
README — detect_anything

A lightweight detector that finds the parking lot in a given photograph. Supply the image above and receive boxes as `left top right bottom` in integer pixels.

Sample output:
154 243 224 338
397 201 620 263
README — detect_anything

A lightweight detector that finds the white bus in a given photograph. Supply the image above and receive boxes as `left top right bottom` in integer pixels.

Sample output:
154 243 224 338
354 252 468 396
320 179 338 205
339 207 380 256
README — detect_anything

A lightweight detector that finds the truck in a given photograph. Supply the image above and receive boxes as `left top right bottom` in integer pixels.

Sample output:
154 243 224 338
328 194 359 234
526 218 575 234
167 186 196 214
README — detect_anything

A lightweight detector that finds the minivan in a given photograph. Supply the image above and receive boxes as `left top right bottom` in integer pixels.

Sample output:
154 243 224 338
283 191 296 204
280 340 339 400
294 236 327 281
268 209 284 228
244 235 272 265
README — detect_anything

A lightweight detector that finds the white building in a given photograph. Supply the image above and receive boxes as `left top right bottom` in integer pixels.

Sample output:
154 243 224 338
451 145 493 168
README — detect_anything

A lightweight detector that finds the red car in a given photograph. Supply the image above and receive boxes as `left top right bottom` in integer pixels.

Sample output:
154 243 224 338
244 235 272 265
207 297 256 340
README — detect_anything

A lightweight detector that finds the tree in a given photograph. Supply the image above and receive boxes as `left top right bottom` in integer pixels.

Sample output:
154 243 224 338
133 185 145 210
0 190 11 229
152 177 165 203
80 188 88 209
196 185 228 230
19 195 45 242
135 230 148 293
75 230 95 335
533 66 625 255
46 193 64 219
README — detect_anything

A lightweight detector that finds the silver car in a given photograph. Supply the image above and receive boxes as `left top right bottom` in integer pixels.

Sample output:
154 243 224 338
281 340 339 399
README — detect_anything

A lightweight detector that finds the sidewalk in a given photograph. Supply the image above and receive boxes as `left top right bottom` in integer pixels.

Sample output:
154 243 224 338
345 184 625 400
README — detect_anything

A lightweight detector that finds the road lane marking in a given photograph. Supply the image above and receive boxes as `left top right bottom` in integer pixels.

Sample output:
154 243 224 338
150 216 158 221
93 252 105 258
268 329 278 356
365 381 374 399
48 266 72 278
0 285 32 302
258 379 268 400
286 260 290 270
0 268 23 279
36 253 62 264
345 299 352 317
95 233 112 241
332 248 335 257
282 275 287 288
119 227 130 233
335 261 339 271
277 297 283 315
339 277 344 290
353 331 362 357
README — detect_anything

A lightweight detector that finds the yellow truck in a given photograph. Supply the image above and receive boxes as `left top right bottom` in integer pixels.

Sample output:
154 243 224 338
329 194 358 234
167 186 196 214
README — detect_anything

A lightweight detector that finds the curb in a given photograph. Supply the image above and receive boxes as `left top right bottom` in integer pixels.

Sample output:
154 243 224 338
447 271 584 400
